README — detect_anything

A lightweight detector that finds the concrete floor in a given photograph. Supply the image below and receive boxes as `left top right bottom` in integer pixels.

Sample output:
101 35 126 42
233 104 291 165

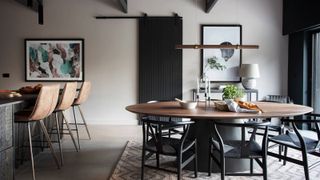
15 125 141 180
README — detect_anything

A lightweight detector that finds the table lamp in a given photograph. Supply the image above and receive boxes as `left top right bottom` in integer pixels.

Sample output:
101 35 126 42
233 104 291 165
239 64 260 89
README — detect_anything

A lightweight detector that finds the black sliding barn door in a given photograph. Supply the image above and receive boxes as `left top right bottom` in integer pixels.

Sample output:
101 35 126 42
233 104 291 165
139 17 182 103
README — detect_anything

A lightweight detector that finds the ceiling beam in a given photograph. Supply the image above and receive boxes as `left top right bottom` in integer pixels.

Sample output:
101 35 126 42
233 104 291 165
205 0 218 13
37 0 43 25
118 0 128 13
15 0 43 25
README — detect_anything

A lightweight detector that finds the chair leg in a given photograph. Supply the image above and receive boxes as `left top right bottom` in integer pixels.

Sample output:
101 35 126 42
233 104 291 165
283 146 288 166
220 153 225 180
263 156 268 180
156 153 160 168
55 113 64 166
141 147 145 180
72 106 81 150
278 145 282 162
302 149 310 180
39 120 61 169
250 159 253 174
194 140 198 178
177 153 182 180
278 130 282 162
208 144 212 176
78 105 91 140
27 122 36 180
62 111 79 152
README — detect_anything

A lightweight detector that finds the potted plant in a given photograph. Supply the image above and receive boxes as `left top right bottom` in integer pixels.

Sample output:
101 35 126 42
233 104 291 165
222 84 244 100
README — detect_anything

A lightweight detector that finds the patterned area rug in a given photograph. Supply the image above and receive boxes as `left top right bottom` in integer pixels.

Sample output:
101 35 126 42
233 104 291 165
110 141 320 180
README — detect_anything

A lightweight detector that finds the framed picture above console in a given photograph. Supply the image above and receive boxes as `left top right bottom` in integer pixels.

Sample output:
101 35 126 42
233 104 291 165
201 25 242 82
25 39 84 81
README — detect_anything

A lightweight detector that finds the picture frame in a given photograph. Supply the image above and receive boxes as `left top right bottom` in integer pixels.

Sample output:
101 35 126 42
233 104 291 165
201 25 242 82
25 39 84 82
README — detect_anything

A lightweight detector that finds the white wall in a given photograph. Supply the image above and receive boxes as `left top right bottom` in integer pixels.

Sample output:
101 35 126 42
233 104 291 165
0 0 287 125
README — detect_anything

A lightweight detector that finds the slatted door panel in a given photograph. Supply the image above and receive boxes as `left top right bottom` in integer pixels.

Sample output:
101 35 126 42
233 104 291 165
139 17 182 103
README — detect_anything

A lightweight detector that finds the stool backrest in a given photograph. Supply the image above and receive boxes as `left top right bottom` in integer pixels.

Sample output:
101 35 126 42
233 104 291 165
56 82 77 111
74 81 91 105
29 85 60 121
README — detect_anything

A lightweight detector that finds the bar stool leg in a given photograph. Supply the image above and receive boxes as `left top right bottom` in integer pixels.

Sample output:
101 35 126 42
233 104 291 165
39 120 61 169
27 122 36 180
62 111 79 152
72 106 81 150
78 105 91 140
55 113 64 166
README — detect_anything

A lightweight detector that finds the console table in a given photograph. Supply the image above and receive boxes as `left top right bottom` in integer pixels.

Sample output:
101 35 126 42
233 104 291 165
192 88 259 101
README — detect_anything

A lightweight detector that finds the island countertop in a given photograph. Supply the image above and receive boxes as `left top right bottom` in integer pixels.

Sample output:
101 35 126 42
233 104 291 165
0 94 37 107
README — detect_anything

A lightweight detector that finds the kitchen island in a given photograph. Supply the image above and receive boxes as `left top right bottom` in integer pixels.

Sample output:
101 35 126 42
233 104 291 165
0 94 36 180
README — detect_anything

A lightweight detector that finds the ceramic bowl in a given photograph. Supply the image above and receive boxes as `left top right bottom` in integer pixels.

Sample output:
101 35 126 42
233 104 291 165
179 101 198 109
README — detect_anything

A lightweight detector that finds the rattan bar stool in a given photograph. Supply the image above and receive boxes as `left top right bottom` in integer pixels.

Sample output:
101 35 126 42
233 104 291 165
71 81 92 150
14 85 61 180
53 82 79 163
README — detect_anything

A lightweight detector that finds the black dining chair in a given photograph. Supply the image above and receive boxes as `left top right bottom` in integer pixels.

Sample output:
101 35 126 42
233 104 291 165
253 95 292 160
141 117 198 180
208 121 269 180
267 113 320 180
143 100 184 138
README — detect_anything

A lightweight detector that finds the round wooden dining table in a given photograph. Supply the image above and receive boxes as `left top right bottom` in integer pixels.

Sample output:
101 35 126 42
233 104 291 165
126 101 313 172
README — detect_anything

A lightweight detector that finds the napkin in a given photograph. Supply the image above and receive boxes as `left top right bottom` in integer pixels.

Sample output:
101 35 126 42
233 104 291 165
225 99 261 113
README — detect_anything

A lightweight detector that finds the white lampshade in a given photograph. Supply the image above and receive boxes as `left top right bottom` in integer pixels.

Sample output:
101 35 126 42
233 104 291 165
239 64 260 78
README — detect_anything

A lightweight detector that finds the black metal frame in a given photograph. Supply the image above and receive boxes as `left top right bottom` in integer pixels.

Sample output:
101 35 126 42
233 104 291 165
24 38 85 82
141 117 197 180
201 24 242 83
267 113 320 180
208 121 269 180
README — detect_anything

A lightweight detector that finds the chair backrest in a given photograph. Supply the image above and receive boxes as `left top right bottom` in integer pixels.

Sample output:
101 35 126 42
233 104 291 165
212 121 270 157
141 117 194 153
145 100 171 122
74 81 91 105
264 95 292 103
56 82 77 111
282 115 320 149
29 85 60 121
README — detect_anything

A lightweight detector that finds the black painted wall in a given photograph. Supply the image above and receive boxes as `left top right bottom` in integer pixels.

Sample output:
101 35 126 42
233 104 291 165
283 0 320 35
284 0 320 106
139 17 182 103
287 32 309 105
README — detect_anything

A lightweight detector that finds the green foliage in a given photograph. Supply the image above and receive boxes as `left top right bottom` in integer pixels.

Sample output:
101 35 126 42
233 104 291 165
222 84 244 100
206 56 226 71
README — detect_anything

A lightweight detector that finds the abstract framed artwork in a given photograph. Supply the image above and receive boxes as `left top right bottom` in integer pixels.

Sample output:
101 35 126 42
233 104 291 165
201 25 242 82
25 39 84 81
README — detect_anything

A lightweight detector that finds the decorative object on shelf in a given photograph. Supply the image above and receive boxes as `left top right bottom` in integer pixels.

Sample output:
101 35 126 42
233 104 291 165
239 64 260 89
196 75 211 109
201 25 245 82
25 39 84 82
222 84 244 100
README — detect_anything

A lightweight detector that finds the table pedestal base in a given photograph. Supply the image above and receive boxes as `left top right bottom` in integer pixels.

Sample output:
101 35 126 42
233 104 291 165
186 119 251 173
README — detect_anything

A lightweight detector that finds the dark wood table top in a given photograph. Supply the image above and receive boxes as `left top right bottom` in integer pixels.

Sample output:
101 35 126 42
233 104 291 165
126 101 313 120
0 94 37 107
